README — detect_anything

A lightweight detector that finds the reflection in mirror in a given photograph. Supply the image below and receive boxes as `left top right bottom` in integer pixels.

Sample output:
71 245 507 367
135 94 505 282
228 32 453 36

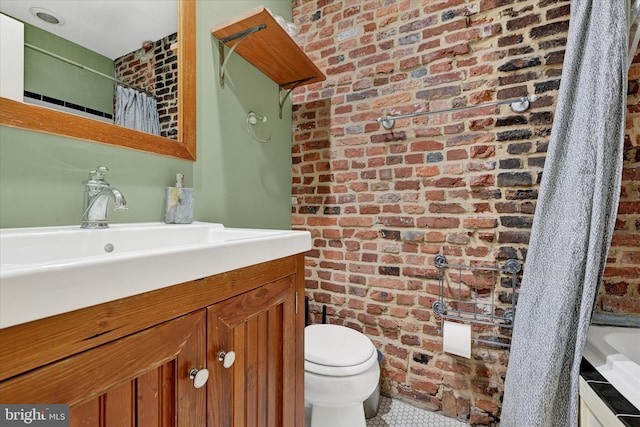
1 0 176 138
114 35 179 139
0 0 196 161
23 30 179 139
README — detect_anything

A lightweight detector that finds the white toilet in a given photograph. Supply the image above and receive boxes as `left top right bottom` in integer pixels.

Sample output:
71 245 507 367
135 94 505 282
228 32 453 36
304 324 380 427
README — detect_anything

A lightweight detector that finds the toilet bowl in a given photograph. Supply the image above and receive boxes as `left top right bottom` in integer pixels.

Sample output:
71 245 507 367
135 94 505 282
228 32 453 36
304 324 380 427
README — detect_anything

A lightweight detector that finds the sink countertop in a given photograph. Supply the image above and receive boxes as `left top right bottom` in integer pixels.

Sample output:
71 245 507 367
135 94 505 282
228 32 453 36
0 222 311 328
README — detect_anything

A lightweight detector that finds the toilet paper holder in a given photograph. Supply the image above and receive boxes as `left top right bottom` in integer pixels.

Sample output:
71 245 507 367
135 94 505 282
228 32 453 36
431 255 522 348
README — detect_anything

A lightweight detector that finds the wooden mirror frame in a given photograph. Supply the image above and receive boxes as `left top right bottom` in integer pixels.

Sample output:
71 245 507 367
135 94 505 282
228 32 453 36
0 0 196 161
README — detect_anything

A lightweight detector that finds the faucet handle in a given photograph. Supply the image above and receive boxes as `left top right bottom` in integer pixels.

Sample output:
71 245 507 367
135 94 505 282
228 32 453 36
89 166 109 182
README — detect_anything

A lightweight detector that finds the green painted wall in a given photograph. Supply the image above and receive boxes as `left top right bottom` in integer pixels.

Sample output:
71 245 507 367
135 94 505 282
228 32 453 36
0 0 294 230
23 22 114 113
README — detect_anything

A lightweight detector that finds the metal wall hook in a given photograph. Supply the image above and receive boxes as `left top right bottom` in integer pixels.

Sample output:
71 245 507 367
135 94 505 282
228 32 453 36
246 111 271 143
247 111 267 125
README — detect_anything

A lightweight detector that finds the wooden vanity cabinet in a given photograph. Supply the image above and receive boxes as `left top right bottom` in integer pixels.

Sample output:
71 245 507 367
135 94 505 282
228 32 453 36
208 274 299 426
0 254 305 427
0 311 207 426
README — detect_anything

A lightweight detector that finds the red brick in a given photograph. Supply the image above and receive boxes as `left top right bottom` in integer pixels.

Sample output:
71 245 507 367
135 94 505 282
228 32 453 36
291 0 639 421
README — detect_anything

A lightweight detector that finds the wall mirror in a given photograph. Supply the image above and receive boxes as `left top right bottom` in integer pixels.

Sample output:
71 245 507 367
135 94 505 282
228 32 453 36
0 0 196 160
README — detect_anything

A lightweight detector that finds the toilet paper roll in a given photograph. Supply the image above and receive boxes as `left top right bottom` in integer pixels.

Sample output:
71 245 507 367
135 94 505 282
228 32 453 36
443 321 471 358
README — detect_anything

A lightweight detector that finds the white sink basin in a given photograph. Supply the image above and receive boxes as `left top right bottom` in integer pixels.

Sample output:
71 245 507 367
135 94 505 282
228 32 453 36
0 222 311 328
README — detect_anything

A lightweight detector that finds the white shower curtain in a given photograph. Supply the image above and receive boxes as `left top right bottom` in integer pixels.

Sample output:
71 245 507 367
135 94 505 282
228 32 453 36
501 1 628 426
115 85 160 136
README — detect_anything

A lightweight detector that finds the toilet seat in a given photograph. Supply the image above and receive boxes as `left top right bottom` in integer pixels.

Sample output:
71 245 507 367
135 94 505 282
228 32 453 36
305 324 377 376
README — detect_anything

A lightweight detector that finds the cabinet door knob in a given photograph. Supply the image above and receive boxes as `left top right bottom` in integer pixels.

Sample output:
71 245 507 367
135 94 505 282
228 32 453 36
218 350 236 368
189 368 209 388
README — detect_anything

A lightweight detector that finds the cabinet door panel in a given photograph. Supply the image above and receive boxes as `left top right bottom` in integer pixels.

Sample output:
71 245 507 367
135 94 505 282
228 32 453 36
267 305 285 427
69 398 100 426
68 363 176 427
208 275 298 427
104 381 135 425
0 311 206 426
136 362 176 426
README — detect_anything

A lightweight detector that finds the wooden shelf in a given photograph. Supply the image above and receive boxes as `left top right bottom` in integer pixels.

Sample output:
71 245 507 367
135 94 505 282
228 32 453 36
211 6 325 90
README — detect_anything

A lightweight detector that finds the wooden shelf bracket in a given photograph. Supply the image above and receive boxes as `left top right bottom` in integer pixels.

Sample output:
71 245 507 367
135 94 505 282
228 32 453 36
217 24 266 88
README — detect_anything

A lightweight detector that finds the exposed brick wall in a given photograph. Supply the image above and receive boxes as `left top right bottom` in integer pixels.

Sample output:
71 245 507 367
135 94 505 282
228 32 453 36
114 33 178 139
291 0 640 424
602 65 640 314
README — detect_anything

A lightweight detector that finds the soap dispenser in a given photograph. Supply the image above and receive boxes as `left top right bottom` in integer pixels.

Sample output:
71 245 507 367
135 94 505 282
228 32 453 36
164 173 193 224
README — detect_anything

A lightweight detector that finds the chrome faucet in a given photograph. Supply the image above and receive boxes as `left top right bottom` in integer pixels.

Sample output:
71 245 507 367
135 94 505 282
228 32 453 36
81 166 128 229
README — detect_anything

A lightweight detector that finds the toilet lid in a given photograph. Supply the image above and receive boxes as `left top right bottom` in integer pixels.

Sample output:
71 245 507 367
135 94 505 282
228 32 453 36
305 324 375 367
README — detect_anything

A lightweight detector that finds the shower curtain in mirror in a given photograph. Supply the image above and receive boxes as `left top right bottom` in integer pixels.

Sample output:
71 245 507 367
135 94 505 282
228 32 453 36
115 86 160 136
501 1 629 426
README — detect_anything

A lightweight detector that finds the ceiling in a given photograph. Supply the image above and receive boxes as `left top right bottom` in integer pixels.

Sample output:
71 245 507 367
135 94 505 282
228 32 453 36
0 0 177 59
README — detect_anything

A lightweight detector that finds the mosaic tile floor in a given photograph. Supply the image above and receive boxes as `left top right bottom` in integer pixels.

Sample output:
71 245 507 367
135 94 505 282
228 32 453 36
366 396 468 427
